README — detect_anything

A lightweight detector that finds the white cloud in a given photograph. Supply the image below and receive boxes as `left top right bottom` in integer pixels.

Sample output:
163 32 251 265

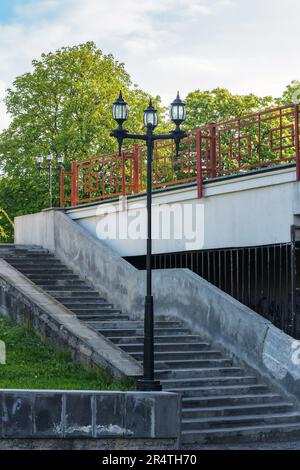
0 0 299 130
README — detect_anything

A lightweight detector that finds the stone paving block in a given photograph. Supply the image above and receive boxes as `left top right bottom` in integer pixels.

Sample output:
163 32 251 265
95 393 125 437
2 393 33 437
65 393 92 437
34 393 63 437
154 394 180 438
124 393 155 438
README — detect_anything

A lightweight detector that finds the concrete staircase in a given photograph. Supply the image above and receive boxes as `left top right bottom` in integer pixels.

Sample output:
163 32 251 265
2 245 300 446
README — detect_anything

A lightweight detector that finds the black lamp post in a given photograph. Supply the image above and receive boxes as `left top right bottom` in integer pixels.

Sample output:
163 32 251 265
37 152 64 208
111 91 187 391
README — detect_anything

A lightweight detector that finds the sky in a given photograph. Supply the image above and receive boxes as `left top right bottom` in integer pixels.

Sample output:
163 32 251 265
0 0 300 130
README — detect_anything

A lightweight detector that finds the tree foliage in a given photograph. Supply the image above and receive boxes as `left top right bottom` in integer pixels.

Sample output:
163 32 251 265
278 80 300 105
184 87 275 130
0 42 165 213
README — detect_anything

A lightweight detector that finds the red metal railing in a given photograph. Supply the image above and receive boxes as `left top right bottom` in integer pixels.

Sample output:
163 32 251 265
60 103 300 207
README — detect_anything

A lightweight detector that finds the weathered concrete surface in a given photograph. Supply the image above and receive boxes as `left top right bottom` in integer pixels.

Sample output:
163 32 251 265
14 210 300 405
0 390 180 449
0 258 142 378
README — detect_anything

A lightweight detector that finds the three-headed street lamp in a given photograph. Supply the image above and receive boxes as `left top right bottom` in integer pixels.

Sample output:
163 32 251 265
37 152 64 208
111 92 187 391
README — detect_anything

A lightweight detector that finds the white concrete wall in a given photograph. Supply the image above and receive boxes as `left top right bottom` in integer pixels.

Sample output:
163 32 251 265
65 167 299 256
14 210 55 250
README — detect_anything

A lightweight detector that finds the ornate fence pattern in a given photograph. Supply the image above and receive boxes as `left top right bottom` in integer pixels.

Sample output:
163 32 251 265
60 104 300 207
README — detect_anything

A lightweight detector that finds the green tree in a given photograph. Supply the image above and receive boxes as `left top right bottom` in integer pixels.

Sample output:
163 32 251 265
184 87 275 130
278 80 300 105
0 42 165 214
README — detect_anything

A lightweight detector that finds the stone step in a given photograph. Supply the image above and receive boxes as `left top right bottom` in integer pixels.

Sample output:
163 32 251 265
161 375 257 389
72 308 119 315
153 358 233 369
0 245 34 251
54 296 102 302
58 300 110 307
1 248 50 253
131 350 223 362
35 280 88 287
165 384 269 397
91 320 183 329
10 262 67 268
181 412 300 431
181 422 300 445
17 268 74 279
79 314 129 322
3 260 63 267
182 393 282 408
100 327 191 337
33 277 84 284
120 342 212 353
81 312 128 320
182 402 295 419
45 290 98 296
155 367 245 380
3 254 56 261
109 334 205 344
69 307 116 314
25 273 79 280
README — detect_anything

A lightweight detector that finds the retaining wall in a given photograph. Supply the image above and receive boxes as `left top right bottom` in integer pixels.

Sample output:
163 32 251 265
0 389 180 449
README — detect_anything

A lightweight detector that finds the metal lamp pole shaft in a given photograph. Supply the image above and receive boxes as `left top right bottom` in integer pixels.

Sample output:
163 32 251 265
144 126 154 383
138 126 162 391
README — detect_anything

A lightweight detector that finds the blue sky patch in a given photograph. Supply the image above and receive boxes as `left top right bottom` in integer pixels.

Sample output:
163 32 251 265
0 0 29 23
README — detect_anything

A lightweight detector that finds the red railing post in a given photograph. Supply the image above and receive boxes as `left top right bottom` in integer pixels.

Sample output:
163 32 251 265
71 161 78 207
121 150 126 197
196 130 203 198
295 104 300 181
209 123 217 178
60 168 64 208
120 150 127 211
133 144 140 194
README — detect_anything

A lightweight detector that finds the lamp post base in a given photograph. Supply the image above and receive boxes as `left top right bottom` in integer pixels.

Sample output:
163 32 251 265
137 379 162 392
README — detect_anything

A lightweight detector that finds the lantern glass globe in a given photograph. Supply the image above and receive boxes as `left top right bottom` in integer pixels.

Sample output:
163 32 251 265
144 99 158 128
112 91 129 123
